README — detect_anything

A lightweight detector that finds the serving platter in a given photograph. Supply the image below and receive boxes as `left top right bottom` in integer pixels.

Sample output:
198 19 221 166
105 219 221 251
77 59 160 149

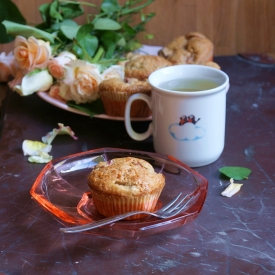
37 91 152 121
37 45 162 121
30 148 208 239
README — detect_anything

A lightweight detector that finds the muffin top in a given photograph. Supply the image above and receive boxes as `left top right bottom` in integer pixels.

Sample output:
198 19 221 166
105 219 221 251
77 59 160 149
99 77 151 94
158 31 214 65
124 55 172 80
88 157 165 197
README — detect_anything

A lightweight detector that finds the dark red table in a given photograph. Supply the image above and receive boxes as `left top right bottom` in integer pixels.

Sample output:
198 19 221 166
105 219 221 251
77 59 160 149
0 55 275 274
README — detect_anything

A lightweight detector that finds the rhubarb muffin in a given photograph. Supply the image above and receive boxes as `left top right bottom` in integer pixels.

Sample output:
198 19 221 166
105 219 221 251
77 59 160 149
158 31 220 68
99 77 151 117
124 54 172 80
87 157 165 220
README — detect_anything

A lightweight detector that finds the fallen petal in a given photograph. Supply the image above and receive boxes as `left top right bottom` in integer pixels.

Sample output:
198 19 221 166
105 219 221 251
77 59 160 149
42 123 78 144
28 151 53 163
221 178 243 197
22 140 52 156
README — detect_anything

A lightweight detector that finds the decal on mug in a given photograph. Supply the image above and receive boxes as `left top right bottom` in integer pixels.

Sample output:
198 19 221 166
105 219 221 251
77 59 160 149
169 115 205 141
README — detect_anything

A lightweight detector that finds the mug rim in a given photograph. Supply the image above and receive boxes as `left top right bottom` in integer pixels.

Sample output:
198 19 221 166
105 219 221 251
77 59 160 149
148 64 229 96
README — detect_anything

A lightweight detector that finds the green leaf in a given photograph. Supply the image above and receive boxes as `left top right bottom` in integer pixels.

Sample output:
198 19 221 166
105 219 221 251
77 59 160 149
100 30 120 47
2 20 55 43
59 2 84 19
122 23 136 36
39 3 51 23
39 1 84 28
145 33 154 40
101 0 120 13
116 36 126 47
27 68 42 76
72 42 83 59
95 57 122 71
76 24 98 58
72 38 94 63
50 0 63 22
60 20 80 40
0 0 26 43
93 18 121 30
67 99 105 117
98 30 120 58
219 166 252 180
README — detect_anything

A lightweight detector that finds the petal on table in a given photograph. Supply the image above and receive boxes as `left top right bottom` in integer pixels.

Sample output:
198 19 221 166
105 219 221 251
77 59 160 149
221 178 243 197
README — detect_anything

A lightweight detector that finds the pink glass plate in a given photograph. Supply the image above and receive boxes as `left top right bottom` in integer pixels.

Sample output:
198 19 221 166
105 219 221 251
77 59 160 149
30 148 208 239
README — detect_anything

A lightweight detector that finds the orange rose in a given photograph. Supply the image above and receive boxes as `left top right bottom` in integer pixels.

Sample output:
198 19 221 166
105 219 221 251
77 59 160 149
48 51 76 80
14 36 52 72
49 84 64 101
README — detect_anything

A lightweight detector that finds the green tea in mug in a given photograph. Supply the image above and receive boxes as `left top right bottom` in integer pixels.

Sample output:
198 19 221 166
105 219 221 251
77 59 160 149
159 78 219 92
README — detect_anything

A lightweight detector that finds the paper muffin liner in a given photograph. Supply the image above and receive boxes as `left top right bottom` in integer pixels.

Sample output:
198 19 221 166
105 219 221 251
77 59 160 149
91 189 163 220
99 89 151 117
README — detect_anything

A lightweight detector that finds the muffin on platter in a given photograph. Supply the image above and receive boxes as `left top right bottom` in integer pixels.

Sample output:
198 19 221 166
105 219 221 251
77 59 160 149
158 31 220 69
99 77 151 117
123 54 173 80
87 157 165 220
99 54 172 117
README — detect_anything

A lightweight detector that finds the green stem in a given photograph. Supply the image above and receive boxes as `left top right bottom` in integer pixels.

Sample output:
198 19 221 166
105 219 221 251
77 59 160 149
58 0 98 8
92 46 105 63
121 0 155 15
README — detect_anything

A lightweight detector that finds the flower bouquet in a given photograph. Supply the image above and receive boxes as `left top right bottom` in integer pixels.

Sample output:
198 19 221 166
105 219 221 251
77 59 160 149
0 0 155 116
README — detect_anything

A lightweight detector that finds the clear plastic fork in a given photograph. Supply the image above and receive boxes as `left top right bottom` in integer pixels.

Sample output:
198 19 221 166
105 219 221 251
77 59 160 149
60 192 193 233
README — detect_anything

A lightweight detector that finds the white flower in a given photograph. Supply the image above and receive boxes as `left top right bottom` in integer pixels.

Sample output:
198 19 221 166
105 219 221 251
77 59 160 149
221 178 243 197
59 60 103 103
48 51 77 79
56 51 77 64
13 69 53 96
101 65 124 80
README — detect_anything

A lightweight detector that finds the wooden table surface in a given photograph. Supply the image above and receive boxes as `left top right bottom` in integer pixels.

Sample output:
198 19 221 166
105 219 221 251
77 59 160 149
0 55 275 274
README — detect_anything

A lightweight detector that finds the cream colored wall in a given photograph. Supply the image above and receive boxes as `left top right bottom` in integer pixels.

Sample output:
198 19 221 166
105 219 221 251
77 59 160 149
0 0 274 56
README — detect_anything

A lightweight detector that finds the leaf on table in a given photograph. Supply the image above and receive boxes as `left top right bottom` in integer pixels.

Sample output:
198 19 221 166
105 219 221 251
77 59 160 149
219 166 252 180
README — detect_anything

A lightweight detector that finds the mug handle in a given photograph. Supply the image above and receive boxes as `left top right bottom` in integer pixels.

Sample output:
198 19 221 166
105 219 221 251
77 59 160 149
124 93 153 141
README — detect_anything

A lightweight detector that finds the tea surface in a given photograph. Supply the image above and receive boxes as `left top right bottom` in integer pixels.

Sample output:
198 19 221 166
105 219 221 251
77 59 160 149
159 78 218 92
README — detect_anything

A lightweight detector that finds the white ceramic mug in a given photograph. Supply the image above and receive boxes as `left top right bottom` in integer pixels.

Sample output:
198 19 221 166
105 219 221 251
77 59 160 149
124 64 230 167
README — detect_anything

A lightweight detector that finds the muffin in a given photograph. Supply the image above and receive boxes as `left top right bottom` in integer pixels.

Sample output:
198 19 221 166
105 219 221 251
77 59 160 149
99 77 152 117
88 157 165 220
158 31 219 67
124 54 173 80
